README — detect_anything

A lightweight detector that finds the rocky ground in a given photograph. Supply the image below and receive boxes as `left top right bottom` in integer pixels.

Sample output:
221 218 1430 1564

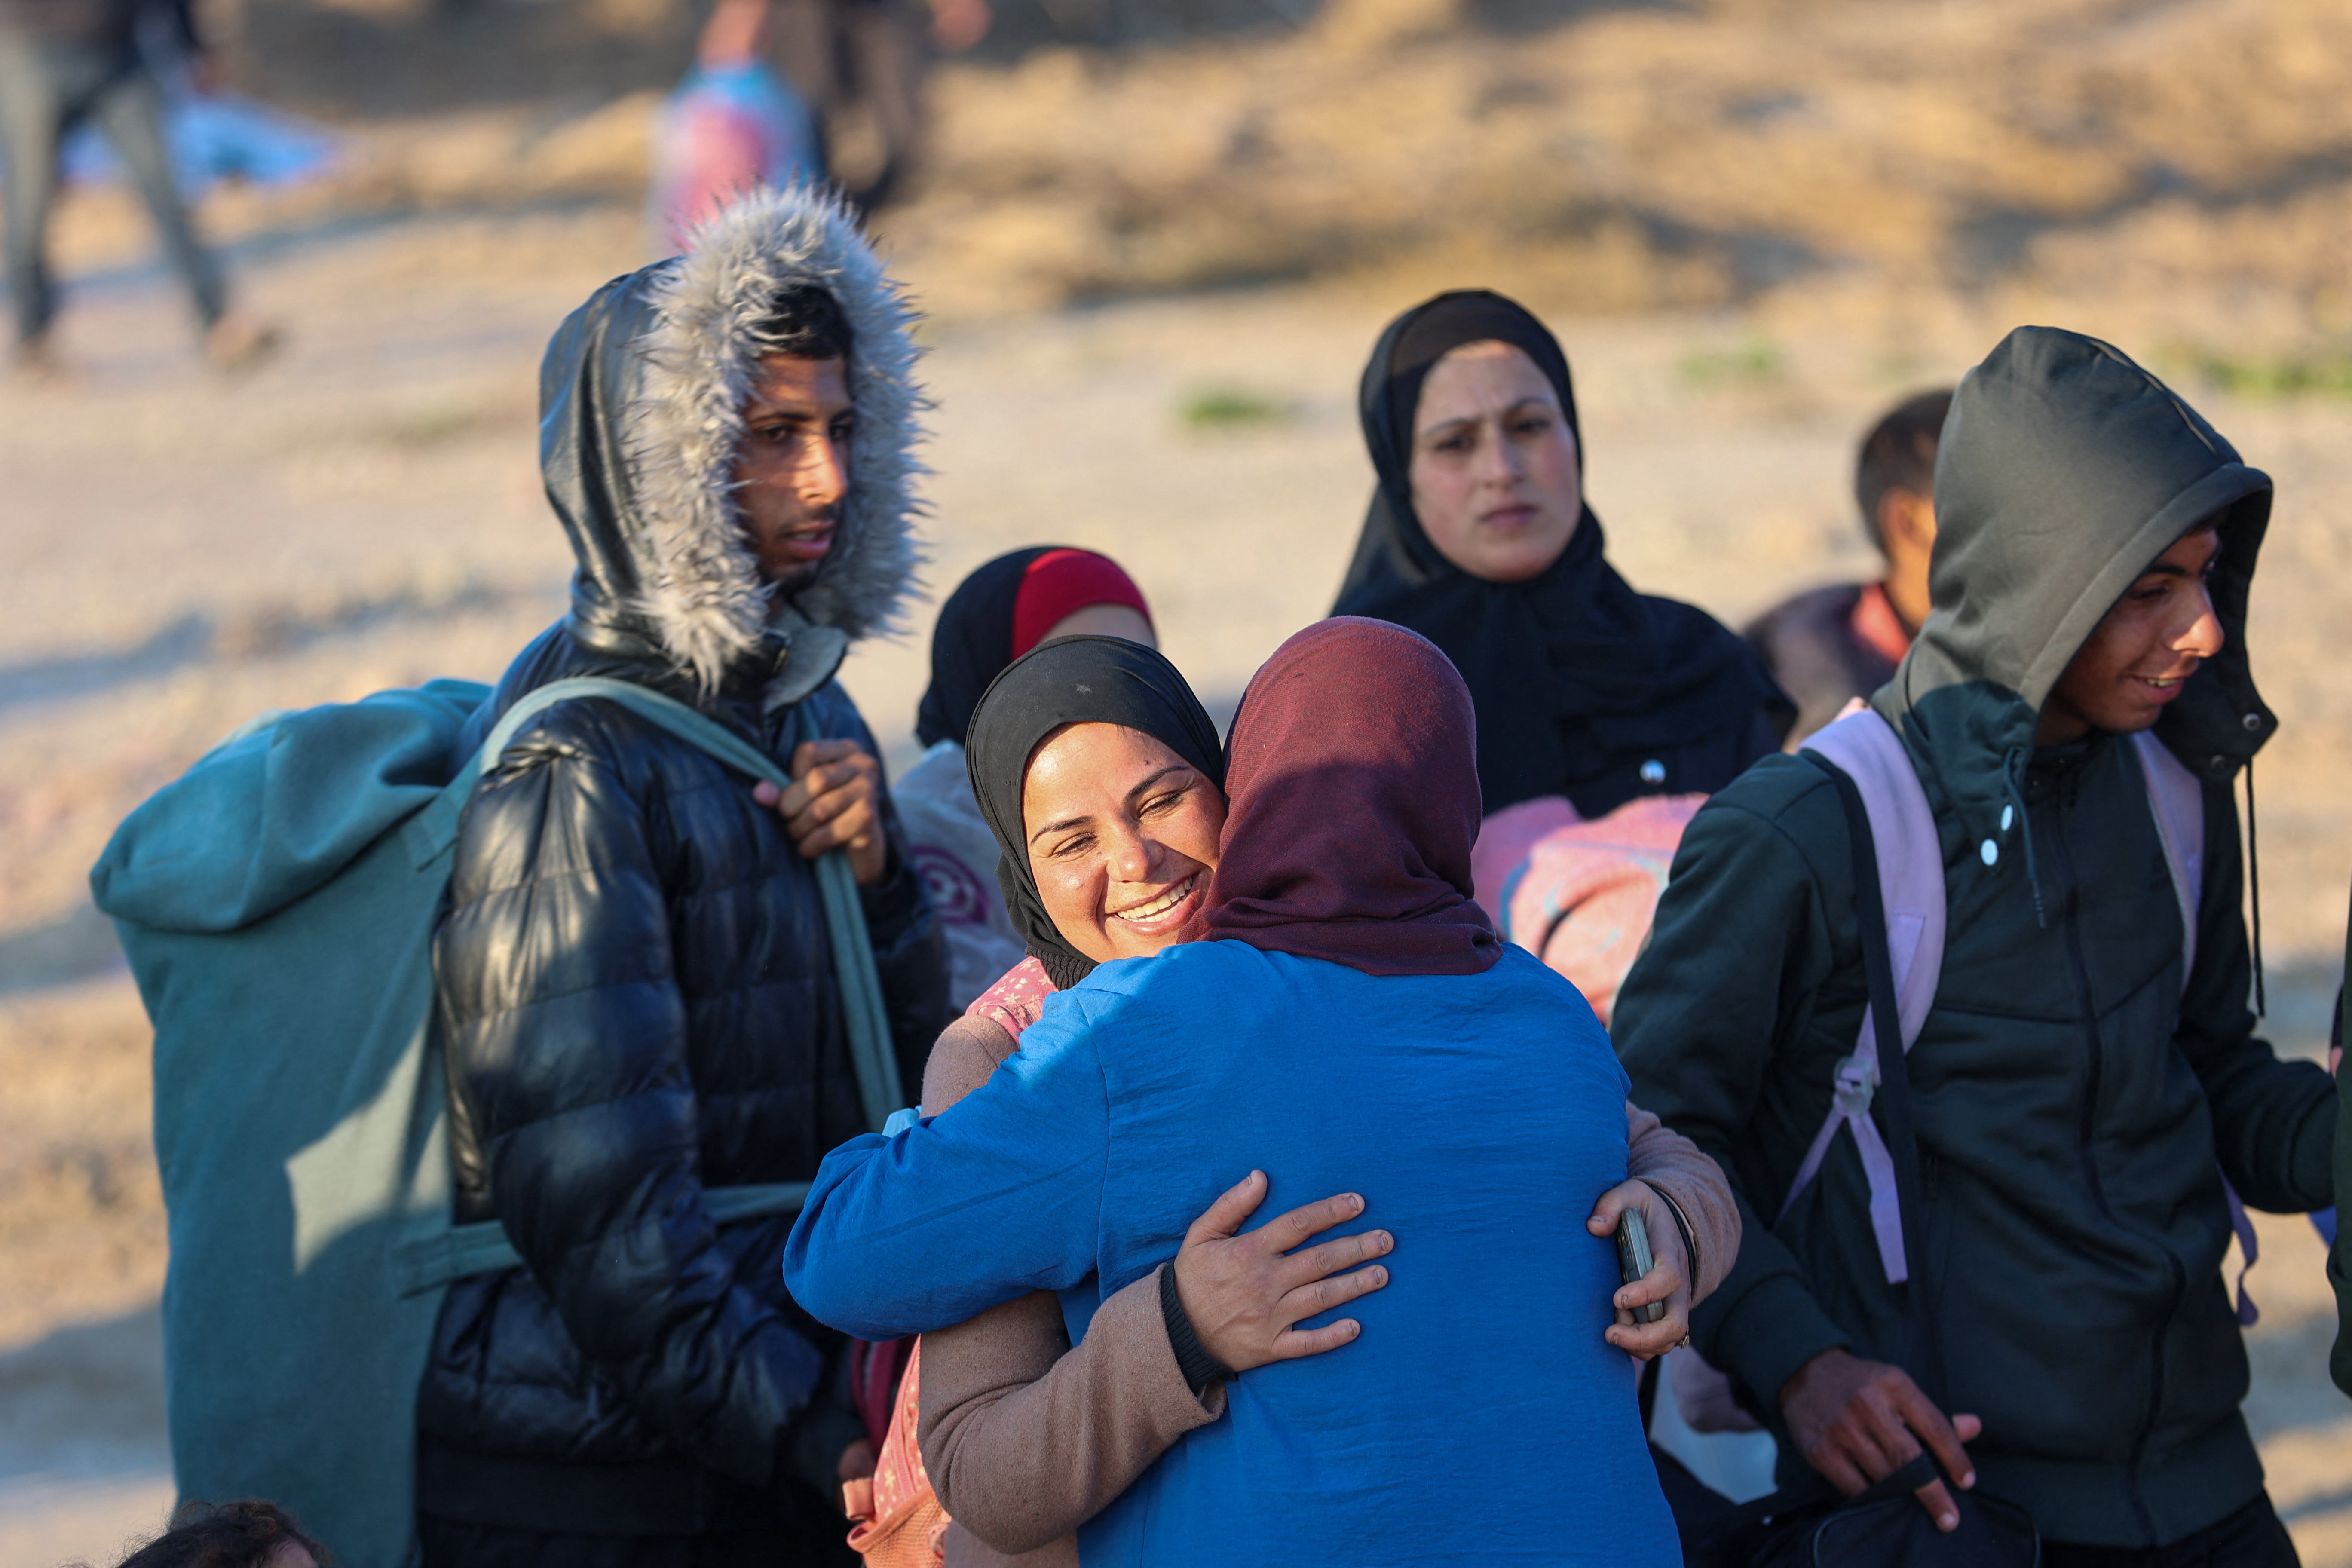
5 0 2352 1558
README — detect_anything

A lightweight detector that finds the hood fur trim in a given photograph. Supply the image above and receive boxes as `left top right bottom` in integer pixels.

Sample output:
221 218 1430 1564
624 185 927 694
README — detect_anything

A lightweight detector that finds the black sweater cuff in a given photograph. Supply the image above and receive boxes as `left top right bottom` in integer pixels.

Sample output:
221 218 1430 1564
1159 1263 1234 1396
1637 1178 1702 1295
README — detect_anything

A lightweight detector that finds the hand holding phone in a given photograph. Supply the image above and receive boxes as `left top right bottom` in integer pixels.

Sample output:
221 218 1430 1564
1615 1208 1666 1324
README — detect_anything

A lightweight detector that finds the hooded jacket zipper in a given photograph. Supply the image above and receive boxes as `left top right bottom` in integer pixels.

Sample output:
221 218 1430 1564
2038 768 2179 1544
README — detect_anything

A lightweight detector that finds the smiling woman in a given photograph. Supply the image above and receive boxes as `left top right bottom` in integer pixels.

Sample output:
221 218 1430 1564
963 635 1228 992
1020 724 1224 965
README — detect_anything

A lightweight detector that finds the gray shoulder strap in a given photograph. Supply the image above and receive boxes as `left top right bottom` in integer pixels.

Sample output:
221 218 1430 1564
1781 705 1947 1284
1801 707 1947 1049
411 675 904 1131
2127 730 2205 986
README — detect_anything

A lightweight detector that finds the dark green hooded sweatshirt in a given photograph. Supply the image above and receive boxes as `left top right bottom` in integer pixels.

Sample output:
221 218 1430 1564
1616 327 2336 1549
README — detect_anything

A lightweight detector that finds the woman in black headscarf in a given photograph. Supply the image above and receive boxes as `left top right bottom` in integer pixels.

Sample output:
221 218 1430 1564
896 548 1156 1007
1335 289 1790 818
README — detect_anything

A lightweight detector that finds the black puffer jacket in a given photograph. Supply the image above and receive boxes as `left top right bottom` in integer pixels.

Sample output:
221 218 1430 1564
415 189 947 1556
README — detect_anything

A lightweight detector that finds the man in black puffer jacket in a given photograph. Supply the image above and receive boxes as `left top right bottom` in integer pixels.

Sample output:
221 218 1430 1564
413 189 950 1567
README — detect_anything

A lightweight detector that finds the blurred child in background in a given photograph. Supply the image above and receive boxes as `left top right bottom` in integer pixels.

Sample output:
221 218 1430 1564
1744 388 1950 744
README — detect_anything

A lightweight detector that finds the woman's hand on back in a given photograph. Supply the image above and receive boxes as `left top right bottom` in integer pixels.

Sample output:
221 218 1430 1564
1587 1180 1689 1359
1171 1171 1392 1374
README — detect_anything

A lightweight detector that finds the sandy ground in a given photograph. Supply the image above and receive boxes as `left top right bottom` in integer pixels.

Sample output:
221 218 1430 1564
6 0 2352 1556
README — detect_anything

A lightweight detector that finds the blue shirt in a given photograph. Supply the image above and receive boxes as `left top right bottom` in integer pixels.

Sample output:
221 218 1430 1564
785 941 1678 1567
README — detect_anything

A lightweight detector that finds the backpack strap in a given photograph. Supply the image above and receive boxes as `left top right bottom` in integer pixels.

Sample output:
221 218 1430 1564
1782 707 1946 1286
2126 729 2204 987
2125 730 2270 1324
407 675 904 1133
1700 757 1954 1545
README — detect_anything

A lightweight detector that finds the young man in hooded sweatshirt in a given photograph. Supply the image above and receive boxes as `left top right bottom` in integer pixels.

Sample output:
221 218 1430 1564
1616 326 2334 1565
413 189 950 1567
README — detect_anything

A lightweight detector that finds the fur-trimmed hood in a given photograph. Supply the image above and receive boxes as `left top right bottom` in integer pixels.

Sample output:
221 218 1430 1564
537 187 925 704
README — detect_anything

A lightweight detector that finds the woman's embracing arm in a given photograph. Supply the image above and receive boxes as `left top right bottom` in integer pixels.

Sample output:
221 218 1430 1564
921 1278 1220 1556
1625 1100 1740 1303
784 1001 1118 1339
913 1009 1219 1555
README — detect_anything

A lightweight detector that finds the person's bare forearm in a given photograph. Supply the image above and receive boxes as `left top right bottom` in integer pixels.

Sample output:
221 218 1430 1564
919 1273 1220 1556
1625 1099 1740 1302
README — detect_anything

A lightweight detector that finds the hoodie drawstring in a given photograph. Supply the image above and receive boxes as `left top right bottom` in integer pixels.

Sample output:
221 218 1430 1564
2245 757 2266 1017
2005 745 2048 929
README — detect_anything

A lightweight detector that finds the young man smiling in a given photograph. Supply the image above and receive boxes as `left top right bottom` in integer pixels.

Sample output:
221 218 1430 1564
414 190 949 1567
1616 327 2335 1566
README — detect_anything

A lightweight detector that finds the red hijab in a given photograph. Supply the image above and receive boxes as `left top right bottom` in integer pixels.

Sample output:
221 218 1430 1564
1192 617 1501 976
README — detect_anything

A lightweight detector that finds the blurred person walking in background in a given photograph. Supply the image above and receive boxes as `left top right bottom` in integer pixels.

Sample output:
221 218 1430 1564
653 0 823 251
0 0 269 371
413 187 948 1567
1744 388 1951 745
897 545 1156 1009
768 0 985 214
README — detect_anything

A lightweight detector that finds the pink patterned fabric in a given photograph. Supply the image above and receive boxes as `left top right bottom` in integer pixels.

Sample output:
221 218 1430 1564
1470 795 1580 926
1497 794 1703 1029
964 955 1054 1041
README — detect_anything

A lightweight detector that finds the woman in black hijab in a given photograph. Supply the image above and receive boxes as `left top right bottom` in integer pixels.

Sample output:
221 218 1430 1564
964 634 1225 992
897 548 1156 1007
1335 289 1790 818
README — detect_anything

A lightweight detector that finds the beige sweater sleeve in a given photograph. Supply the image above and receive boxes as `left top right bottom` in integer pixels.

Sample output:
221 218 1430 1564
1624 1098 1741 1303
912 1015 1223 1563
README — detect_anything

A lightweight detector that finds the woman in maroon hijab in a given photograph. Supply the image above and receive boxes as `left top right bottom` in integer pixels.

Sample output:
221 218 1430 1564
789 619 1726 1567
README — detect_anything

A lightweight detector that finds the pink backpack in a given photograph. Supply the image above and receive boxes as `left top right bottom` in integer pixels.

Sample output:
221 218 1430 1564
1473 794 1707 1028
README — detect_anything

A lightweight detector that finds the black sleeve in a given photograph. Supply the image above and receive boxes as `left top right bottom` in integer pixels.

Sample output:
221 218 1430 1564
2177 778 2334 1212
2330 1062 2352 1396
1615 786 1853 1411
435 717 830 1490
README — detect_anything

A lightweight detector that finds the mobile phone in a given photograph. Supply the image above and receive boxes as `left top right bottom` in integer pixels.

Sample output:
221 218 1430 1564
1615 1208 1666 1324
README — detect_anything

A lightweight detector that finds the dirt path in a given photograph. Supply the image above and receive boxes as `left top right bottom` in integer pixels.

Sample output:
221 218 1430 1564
3 190 2349 1562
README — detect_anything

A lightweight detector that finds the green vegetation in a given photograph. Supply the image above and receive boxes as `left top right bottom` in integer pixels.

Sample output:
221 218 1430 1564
1677 334 1786 388
2182 346 2352 400
389 399 481 448
1179 386 1295 430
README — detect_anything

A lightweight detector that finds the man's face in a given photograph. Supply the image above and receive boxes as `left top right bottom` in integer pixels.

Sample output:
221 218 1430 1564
735 354 853 591
2039 524 2223 744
